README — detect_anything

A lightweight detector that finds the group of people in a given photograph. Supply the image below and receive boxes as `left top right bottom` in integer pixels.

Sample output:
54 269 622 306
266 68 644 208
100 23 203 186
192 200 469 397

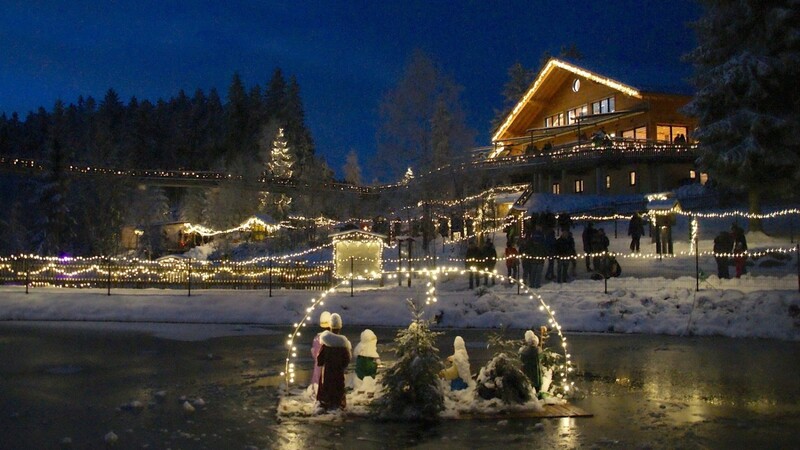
465 239 498 289
713 223 749 279
515 222 578 287
309 312 381 413
581 222 615 276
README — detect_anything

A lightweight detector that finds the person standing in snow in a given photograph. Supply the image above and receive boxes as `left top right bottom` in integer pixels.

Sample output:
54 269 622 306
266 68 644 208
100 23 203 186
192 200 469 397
529 223 548 288
628 213 644 253
439 336 473 391
465 239 482 289
316 313 352 412
731 223 748 278
582 222 596 271
353 329 380 381
554 228 574 283
482 239 497 286
519 329 544 396
504 240 519 284
309 311 331 396
713 229 734 279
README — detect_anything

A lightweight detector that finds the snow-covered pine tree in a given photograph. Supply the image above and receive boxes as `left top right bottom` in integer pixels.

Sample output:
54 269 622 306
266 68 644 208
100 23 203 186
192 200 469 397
374 300 444 421
685 0 800 230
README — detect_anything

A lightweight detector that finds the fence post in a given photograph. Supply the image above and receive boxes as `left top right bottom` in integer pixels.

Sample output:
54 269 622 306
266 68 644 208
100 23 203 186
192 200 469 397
106 257 112 296
796 244 799 293
350 256 354 297
24 256 29 294
269 259 273 298
187 258 192 297
603 251 608 295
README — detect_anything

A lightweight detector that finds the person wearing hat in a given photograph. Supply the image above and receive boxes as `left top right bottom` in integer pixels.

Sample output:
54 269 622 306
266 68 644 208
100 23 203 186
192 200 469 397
309 311 331 396
316 313 352 412
439 336 473 391
519 329 544 396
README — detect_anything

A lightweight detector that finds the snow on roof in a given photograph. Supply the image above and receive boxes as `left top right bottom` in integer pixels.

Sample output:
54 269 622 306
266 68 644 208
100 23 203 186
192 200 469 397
647 198 682 211
515 193 646 215
328 229 387 240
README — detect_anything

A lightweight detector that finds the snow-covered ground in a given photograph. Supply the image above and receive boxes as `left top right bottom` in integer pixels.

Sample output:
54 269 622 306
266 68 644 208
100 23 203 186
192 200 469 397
1 268 798 341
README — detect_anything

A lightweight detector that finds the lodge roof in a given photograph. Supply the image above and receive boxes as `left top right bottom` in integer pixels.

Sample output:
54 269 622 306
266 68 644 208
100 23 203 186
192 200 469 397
493 57 693 143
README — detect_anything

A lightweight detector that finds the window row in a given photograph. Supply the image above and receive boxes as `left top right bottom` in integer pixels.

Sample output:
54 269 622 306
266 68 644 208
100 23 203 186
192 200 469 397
544 96 615 128
550 169 706 194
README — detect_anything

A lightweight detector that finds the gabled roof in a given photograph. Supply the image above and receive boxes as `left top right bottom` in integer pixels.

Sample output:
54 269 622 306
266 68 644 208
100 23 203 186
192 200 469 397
329 229 387 240
492 57 692 143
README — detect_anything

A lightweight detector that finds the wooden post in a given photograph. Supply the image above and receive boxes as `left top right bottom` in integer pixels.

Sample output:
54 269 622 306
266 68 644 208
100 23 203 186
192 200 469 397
187 258 192 297
350 256 354 297
269 259 273 298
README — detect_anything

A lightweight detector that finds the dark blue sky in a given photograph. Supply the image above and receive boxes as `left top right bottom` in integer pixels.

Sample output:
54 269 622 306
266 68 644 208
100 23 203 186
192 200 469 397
0 0 701 180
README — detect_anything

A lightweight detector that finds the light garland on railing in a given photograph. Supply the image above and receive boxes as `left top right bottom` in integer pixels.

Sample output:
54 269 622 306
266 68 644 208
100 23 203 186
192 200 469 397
280 266 573 396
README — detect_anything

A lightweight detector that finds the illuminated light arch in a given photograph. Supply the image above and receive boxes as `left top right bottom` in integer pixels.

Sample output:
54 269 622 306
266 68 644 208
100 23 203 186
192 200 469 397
281 266 574 395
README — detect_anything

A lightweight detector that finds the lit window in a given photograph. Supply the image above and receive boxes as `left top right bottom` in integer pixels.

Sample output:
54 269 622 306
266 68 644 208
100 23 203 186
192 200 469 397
700 173 708 185
689 170 696 179
567 105 588 125
657 125 689 143
622 126 647 140
552 183 560 194
574 179 584 193
546 113 565 128
591 96 616 115
606 175 611 189
629 171 637 186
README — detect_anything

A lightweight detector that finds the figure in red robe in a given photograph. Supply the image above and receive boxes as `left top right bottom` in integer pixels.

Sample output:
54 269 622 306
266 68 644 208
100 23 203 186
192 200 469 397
316 313 352 412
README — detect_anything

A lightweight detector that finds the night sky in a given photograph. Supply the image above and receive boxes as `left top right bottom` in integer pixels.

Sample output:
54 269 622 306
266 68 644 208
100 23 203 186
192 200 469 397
0 0 701 180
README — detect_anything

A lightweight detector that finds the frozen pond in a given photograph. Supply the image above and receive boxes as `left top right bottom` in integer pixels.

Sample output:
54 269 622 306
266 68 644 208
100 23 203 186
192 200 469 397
0 322 798 449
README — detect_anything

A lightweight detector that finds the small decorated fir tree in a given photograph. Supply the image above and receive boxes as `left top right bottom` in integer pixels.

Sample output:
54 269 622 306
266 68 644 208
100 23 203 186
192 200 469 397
476 329 531 404
374 300 444 421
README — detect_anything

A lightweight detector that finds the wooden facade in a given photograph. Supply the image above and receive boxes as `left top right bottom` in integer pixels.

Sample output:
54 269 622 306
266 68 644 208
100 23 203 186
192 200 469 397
491 58 700 195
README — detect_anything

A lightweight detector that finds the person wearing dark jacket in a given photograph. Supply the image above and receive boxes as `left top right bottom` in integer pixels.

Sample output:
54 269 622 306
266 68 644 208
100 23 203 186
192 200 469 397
529 225 547 288
316 313 352 413
713 230 734 279
554 228 574 283
482 239 497 286
591 228 610 276
628 213 644 253
465 240 482 289
582 222 595 271
504 240 519 283
544 227 557 281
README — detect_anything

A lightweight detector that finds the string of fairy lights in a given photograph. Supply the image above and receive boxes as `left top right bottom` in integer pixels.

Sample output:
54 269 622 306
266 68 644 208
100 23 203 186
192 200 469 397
280 266 574 396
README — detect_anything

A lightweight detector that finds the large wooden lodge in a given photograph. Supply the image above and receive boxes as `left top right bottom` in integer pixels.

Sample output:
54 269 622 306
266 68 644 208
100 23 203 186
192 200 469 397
488 58 701 196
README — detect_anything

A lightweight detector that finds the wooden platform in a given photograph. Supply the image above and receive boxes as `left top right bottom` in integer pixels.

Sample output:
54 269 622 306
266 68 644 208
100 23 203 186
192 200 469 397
453 403 592 420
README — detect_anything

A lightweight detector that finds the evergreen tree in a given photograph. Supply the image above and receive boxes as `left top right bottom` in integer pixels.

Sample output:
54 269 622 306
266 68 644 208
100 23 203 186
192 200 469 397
268 128 295 179
342 148 363 185
685 0 800 230
374 300 444 421
375 50 475 182
32 139 75 255
224 73 250 162
492 62 536 131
